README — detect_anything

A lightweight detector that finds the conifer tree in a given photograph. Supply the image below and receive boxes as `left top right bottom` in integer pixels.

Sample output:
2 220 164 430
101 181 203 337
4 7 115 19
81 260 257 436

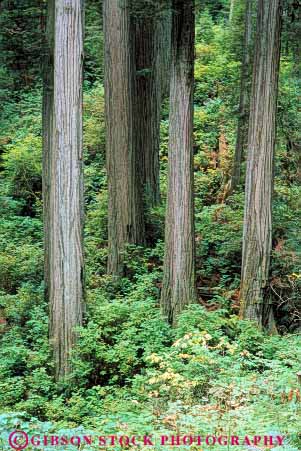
161 0 196 324
239 0 282 328
43 0 85 379
104 0 145 276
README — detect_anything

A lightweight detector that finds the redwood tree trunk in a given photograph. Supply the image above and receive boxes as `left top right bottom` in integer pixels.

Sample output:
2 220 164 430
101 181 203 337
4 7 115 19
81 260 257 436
42 0 54 302
134 14 161 207
230 0 254 192
104 0 145 277
239 0 282 327
155 1 172 101
43 0 85 380
161 0 196 325
134 0 171 209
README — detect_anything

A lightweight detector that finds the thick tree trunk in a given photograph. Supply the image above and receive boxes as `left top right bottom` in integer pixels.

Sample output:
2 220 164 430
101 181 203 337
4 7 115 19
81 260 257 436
230 0 254 192
239 0 282 327
43 0 85 380
104 0 145 277
161 0 196 325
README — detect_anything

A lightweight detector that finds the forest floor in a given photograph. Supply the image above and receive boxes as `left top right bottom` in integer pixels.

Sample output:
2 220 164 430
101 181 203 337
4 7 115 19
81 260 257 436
1 9 301 451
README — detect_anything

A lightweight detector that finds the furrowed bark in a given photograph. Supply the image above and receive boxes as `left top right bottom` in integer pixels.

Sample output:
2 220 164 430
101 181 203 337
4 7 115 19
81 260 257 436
134 0 171 209
161 0 196 325
155 0 172 100
43 0 85 380
42 0 54 305
230 0 254 192
104 0 145 277
239 0 282 328
134 13 161 207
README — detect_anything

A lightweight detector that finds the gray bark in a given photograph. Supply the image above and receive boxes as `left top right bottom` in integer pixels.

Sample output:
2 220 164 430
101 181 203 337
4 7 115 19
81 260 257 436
161 0 196 325
42 0 54 301
104 0 145 277
134 14 161 207
43 0 85 380
230 0 255 192
239 0 282 327
134 0 171 209
155 1 172 100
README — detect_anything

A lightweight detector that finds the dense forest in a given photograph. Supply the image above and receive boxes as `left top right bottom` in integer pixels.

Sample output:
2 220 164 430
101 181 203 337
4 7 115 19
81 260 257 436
0 0 301 449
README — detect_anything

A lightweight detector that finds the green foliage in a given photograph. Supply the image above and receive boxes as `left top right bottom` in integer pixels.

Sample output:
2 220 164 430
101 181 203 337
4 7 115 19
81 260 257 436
197 0 230 22
84 84 105 158
0 0 300 445
85 1 104 83
0 0 44 93
2 134 42 211
0 246 42 293
0 285 53 415
70 274 171 388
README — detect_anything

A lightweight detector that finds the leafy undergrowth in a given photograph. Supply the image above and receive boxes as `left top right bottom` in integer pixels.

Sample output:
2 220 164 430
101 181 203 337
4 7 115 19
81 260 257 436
0 9 301 451
0 283 301 450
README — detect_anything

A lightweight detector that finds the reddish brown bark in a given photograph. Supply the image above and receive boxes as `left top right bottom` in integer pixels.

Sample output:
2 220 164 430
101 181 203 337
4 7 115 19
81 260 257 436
230 0 255 192
104 0 145 277
239 0 282 328
43 0 85 379
161 0 196 325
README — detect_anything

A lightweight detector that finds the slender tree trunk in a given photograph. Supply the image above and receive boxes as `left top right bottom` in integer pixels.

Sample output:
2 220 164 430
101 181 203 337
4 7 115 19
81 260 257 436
155 1 172 100
230 0 254 192
42 0 54 303
134 14 161 208
239 0 282 328
161 0 196 325
43 0 85 380
296 144 301 183
229 0 236 23
104 0 145 277
134 0 171 209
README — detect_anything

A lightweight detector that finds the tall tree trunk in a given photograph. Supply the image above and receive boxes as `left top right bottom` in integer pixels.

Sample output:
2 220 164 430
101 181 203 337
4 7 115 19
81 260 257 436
230 0 254 192
43 0 85 380
161 0 196 325
239 0 282 328
104 0 145 277
42 0 54 305
134 0 171 209
134 14 161 208
155 1 172 101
